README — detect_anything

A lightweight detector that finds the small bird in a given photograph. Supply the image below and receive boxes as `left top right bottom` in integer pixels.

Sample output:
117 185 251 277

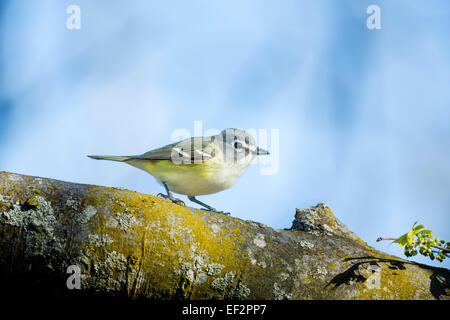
88 128 269 215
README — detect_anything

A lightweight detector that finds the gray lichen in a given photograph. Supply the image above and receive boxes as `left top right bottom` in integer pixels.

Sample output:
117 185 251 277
227 281 250 299
253 233 266 248
179 262 196 282
93 250 127 274
291 203 360 240
114 212 137 231
210 271 236 292
176 258 216 285
209 271 250 299
298 240 314 249
0 196 55 231
92 250 128 290
0 195 65 257
273 282 291 300
291 207 322 234
206 263 225 276
76 205 97 224
88 234 114 247
66 198 79 211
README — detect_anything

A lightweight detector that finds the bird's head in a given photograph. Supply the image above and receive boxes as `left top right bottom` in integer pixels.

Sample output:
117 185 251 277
217 128 270 166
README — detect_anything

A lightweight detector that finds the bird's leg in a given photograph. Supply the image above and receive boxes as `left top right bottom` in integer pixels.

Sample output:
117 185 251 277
188 196 230 215
157 183 185 206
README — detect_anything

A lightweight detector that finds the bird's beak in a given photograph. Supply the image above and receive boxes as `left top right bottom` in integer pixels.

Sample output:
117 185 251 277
256 147 270 155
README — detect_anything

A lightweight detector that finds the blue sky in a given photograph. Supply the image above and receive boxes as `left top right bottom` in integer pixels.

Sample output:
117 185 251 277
1 0 449 269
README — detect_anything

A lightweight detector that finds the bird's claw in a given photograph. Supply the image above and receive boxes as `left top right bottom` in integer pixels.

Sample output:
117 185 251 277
157 193 185 206
205 208 230 215
172 199 185 206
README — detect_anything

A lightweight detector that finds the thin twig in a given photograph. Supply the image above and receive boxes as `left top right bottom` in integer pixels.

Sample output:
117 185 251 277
376 237 397 242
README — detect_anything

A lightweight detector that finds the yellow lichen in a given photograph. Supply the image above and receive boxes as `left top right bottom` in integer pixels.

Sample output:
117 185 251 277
79 186 244 298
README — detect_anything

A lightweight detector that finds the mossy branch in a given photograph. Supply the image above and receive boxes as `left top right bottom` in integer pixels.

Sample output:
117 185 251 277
0 171 449 300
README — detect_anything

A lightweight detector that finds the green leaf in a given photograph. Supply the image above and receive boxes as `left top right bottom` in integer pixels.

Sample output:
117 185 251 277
413 224 425 233
406 229 415 243
419 229 435 237
393 233 409 247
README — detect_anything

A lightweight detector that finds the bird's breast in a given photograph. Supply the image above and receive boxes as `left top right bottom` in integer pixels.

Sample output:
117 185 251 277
128 156 251 196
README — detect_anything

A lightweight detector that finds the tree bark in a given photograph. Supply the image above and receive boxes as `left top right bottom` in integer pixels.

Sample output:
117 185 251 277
0 171 448 300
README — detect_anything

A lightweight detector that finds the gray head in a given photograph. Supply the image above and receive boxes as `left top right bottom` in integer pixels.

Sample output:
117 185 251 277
217 128 269 164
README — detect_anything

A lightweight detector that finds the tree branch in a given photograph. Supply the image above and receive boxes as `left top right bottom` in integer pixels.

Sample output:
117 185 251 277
1 171 449 300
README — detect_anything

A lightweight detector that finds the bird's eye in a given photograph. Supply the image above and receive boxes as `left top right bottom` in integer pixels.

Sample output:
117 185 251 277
245 136 249 144
234 141 242 149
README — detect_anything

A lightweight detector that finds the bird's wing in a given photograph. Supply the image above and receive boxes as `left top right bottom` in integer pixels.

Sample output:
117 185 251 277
128 137 217 162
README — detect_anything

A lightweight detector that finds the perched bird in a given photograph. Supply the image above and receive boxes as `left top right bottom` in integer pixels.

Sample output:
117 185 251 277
88 128 269 215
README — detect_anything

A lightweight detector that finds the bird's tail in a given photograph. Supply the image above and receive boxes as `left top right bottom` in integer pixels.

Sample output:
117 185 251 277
87 155 131 162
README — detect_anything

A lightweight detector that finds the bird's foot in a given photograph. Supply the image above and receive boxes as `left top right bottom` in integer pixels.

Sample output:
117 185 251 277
187 196 229 215
157 192 167 199
204 208 230 216
214 210 231 216
157 193 185 206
